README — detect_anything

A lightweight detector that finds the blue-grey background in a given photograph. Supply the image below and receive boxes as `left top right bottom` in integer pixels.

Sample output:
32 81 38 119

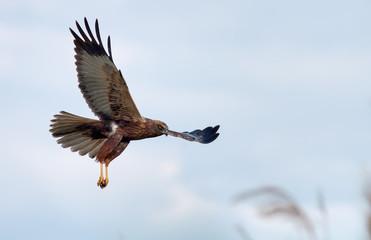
1 0 371 239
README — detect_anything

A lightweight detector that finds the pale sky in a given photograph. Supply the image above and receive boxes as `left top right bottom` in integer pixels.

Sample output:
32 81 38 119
1 0 371 239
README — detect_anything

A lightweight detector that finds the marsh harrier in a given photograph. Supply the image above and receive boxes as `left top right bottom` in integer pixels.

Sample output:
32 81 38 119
50 18 220 189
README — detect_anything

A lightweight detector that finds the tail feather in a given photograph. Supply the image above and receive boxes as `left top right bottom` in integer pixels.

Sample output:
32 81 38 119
50 111 106 158
80 139 106 158
57 133 90 148
70 138 93 151
87 140 106 158
50 111 96 137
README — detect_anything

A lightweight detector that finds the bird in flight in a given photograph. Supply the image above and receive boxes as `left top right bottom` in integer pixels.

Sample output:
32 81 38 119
50 18 220 189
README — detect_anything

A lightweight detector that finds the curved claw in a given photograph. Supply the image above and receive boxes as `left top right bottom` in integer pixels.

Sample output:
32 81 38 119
100 177 109 189
99 181 108 189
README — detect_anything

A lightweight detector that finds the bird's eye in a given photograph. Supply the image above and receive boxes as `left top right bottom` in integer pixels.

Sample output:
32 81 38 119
158 125 163 130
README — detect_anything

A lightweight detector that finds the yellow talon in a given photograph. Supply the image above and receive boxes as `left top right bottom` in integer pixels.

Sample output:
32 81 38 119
97 162 105 187
97 162 110 189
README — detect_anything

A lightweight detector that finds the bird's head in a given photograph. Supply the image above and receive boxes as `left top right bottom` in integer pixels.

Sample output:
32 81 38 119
155 120 169 136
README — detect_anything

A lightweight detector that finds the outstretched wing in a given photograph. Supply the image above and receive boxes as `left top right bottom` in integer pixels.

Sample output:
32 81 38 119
168 125 220 144
70 18 142 121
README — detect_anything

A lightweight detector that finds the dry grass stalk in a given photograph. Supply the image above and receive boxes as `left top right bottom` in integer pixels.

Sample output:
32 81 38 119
233 186 316 239
316 189 327 218
316 189 330 240
363 176 371 239
235 223 253 240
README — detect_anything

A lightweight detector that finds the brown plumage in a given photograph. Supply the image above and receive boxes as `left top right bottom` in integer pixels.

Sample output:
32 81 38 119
50 18 220 189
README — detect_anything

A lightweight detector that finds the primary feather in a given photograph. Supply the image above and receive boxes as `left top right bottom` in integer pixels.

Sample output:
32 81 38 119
70 19 142 121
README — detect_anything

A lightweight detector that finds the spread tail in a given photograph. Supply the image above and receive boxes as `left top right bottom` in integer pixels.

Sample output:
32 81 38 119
50 111 106 158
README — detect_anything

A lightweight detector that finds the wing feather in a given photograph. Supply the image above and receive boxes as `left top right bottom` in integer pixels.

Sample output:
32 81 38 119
168 125 220 144
71 18 142 121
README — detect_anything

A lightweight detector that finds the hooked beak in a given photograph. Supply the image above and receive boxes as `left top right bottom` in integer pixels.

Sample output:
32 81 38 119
165 130 168 136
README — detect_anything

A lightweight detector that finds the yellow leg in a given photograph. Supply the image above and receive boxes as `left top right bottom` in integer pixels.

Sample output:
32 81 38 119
104 164 109 186
97 162 105 187
98 162 109 189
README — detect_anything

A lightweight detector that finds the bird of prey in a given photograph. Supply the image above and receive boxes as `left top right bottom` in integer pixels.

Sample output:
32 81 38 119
50 18 220 189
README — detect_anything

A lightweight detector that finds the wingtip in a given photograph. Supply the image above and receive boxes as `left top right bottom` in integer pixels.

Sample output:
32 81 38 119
212 132 220 142
75 20 81 29
84 18 90 32
209 125 220 143
202 132 219 144
198 125 220 144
